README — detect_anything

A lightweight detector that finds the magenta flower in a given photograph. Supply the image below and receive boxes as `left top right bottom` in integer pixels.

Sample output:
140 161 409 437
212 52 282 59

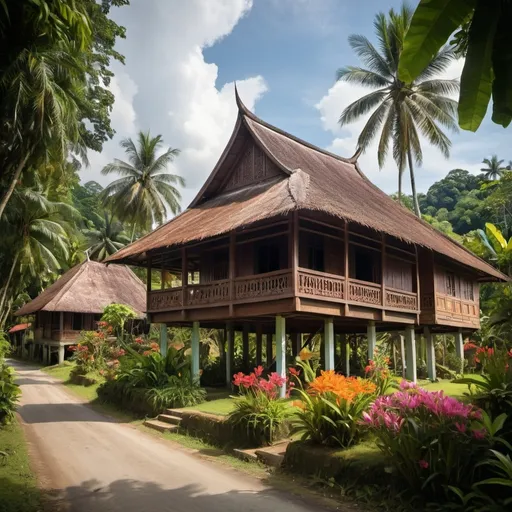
418 460 429 469
472 428 486 440
455 422 466 434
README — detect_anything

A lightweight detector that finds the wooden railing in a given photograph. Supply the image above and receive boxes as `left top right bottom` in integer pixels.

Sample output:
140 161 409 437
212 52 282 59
385 288 418 310
51 330 80 341
348 279 381 305
188 280 230 305
234 270 292 300
298 268 344 300
148 288 183 311
436 293 479 319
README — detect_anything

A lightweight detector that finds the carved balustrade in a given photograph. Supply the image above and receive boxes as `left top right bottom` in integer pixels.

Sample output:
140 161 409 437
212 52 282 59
297 268 345 300
187 280 230 305
234 270 292 300
348 279 382 306
385 289 418 311
148 288 183 311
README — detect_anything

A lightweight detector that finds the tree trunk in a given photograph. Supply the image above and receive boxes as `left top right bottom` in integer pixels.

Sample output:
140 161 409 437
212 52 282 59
0 152 32 219
0 253 19 325
408 148 421 217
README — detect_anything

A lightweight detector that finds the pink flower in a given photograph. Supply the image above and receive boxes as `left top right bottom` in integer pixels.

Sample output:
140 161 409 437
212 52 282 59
472 428 486 440
418 460 429 469
254 366 264 377
455 422 466 434
233 372 245 387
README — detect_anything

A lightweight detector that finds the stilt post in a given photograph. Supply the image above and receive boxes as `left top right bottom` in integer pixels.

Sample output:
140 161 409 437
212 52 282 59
275 316 286 398
405 326 417 383
324 318 335 370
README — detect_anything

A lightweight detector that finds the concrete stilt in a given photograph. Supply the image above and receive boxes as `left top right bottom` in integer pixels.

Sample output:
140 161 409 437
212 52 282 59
340 334 350 376
159 324 168 357
367 320 376 361
405 326 417 383
455 329 464 373
323 318 335 370
191 321 200 382
226 323 233 386
424 327 436 382
58 345 65 365
275 316 286 398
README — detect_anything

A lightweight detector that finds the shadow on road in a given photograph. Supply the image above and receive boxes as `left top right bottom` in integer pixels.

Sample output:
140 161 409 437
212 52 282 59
17 403 117 424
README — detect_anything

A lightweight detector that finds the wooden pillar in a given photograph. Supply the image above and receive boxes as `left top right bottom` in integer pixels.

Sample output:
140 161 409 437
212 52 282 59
340 334 350 376
242 325 250 367
292 333 301 358
367 320 376 361
400 333 406 379
181 247 188 308
275 316 286 398
324 318 334 370
58 345 65 365
256 325 263 366
266 333 273 366
226 322 234 386
455 329 464 374
344 220 349 302
191 321 200 382
59 312 64 339
229 232 235 317
159 324 168 357
289 211 299 296
424 327 436 381
405 326 417 383
381 234 386 310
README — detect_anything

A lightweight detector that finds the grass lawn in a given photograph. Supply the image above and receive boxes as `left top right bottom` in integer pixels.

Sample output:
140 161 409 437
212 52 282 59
0 419 43 512
419 374 484 399
183 397 235 416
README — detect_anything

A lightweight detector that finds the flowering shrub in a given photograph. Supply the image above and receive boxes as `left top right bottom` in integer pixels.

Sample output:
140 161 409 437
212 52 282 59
293 370 376 447
363 380 491 496
365 347 396 395
229 367 291 446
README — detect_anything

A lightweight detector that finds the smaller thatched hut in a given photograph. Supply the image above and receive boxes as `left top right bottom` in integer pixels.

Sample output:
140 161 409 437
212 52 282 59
15 261 146 365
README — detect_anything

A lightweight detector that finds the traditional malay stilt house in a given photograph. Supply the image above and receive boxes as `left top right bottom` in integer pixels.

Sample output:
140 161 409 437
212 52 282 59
106 90 507 394
15 261 146 365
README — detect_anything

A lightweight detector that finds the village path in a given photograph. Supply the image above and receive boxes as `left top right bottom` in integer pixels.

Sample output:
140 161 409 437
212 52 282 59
12 360 328 512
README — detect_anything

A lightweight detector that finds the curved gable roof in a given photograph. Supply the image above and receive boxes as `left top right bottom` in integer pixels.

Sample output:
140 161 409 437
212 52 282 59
107 93 507 282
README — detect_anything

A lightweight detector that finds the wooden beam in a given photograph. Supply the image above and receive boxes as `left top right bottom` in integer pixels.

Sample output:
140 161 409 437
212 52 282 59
290 211 299 297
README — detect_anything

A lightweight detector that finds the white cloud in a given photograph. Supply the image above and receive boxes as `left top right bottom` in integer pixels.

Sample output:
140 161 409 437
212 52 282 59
82 0 266 209
315 59 489 194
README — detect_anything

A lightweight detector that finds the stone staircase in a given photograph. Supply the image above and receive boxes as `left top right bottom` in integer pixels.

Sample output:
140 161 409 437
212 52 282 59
143 409 183 433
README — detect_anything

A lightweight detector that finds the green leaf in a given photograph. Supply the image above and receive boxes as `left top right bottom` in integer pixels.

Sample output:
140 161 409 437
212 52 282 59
491 3 512 127
398 0 476 83
486 222 507 251
458 1 500 131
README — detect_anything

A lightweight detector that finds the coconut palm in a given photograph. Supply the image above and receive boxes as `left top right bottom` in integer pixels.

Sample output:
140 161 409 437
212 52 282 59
101 131 184 239
336 5 459 217
84 212 131 261
481 155 506 181
0 187 77 321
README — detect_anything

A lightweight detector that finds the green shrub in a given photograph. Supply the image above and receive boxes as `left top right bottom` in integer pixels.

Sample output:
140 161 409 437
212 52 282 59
101 303 137 338
0 363 21 424
0 332 11 359
292 370 376 448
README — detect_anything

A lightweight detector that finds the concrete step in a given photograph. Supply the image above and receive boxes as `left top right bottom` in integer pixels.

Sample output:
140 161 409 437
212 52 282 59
166 409 185 418
157 414 182 425
232 448 259 463
254 442 289 468
143 419 179 433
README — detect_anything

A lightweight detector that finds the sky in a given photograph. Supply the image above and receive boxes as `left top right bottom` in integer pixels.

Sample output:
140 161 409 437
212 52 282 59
86 0 512 211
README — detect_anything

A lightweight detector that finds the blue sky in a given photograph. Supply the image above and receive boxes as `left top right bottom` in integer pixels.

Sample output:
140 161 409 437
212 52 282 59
87 0 511 209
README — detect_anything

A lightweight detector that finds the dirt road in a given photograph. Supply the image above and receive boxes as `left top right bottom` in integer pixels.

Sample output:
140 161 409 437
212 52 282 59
13 361 324 512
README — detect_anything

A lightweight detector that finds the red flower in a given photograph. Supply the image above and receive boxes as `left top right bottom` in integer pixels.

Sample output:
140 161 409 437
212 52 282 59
68 345 78 352
418 460 429 469
254 365 264 377
135 337 144 345
142 350 152 356
288 367 300 377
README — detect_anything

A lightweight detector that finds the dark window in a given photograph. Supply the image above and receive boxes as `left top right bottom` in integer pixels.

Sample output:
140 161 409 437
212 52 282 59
307 235 325 272
256 243 280 274
446 273 456 296
351 246 379 283
72 313 83 331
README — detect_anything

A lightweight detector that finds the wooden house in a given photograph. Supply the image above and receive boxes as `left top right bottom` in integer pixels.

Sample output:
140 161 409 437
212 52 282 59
106 90 507 392
15 261 146 365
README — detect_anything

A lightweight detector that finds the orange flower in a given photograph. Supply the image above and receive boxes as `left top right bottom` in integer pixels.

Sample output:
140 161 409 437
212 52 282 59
299 348 313 361
308 371 376 402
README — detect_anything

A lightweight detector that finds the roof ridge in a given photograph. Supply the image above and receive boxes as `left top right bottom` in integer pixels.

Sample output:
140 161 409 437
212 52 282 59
235 85 359 165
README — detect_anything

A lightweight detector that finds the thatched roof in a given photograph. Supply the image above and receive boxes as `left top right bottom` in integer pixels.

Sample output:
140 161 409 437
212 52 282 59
106 90 506 282
15 261 146 317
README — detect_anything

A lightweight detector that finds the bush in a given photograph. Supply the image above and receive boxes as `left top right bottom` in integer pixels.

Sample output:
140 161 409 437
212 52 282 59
293 370 376 447
364 347 396 395
0 363 20 424
0 332 11 359
228 366 290 446
362 380 498 499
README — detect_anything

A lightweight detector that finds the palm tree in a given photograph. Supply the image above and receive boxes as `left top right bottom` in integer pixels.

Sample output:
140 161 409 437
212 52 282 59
84 212 131 261
336 5 459 217
0 187 76 322
481 155 506 181
101 131 184 239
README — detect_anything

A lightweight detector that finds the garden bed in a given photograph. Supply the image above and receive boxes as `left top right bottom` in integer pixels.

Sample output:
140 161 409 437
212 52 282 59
283 440 389 485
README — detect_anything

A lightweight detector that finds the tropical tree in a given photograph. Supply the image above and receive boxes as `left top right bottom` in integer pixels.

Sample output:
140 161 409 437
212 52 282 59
398 0 512 131
84 212 130 261
336 5 459 217
101 131 184 239
0 187 78 325
481 155 506 181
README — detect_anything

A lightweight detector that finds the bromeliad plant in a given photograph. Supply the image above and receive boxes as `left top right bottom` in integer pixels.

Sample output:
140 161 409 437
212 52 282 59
363 380 499 498
228 366 291 446
365 347 396 395
293 370 376 447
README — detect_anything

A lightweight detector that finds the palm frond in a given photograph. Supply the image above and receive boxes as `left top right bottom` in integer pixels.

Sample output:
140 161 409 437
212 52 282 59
338 90 388 126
